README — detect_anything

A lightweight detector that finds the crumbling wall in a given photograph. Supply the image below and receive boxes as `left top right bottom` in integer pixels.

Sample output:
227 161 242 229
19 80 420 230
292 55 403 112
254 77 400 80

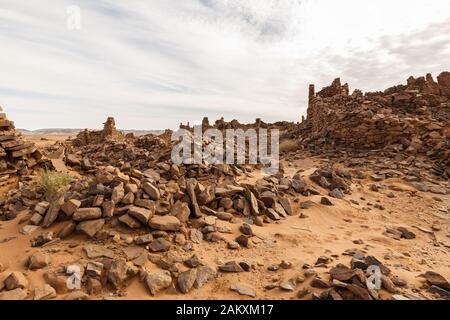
303 73 450 164
0 107 39 184
72 117 125 146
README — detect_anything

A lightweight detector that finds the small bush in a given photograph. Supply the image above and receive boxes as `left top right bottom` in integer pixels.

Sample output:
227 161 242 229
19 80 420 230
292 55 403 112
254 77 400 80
279 139 299 153
36 168 74 197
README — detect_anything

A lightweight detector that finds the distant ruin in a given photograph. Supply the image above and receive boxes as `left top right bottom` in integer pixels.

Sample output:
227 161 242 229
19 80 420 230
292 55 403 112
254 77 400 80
72 117 125 146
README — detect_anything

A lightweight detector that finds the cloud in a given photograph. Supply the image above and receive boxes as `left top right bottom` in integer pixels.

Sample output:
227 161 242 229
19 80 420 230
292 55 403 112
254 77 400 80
318 18 450 92
0 0 449 130
195 0 306 42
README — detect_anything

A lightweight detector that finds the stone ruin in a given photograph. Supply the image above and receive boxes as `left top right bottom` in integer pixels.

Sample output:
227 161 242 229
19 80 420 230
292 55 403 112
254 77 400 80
0 107 40 185
179 116 285 132
72 117 125 146
298 72 450 179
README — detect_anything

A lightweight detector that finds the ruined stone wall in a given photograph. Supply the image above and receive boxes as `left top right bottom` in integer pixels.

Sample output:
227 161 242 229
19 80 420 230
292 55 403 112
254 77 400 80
0 107 38 184
180 117 294 133
72 117 125 146
303 73 450 162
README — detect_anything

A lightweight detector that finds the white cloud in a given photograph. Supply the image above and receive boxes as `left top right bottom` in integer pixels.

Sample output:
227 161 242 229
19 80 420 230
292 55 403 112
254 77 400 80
0 0 450 129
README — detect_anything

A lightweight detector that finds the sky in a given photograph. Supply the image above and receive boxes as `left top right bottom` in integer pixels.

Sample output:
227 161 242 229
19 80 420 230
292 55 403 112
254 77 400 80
1 0 450 130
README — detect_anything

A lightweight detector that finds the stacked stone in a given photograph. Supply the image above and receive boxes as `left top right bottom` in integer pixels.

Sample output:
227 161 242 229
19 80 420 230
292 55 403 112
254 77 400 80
72 117 125 147
302 72 450 168
0 107 37 183
33 161 298 238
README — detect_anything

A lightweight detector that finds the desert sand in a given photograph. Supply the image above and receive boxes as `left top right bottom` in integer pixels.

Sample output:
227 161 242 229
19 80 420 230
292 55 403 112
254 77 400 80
0 135 448 300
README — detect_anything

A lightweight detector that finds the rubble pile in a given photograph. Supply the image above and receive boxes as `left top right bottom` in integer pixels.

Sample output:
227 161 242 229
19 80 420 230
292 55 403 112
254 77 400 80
72 117 125 147
26 160 302 234
61 118 283 180
288 72 450 181
303 73 450 151
0 154 317 297
7 157 446 300
0 107 40 186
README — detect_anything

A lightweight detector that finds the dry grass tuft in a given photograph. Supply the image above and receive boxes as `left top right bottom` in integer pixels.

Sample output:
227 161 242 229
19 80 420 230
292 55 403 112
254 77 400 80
279 139 299 153
36 168 73 197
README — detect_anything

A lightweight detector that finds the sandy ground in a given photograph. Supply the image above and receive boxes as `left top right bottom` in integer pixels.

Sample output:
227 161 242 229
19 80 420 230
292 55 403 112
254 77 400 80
22 134 73 149
0 135 449 300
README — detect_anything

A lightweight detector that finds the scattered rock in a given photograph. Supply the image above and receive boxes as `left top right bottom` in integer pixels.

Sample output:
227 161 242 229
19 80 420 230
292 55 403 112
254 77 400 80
44 271 69 294
33 284 57 300
84 245 114 259
5 272 29 290
429 285 450 299
149 238 171 252
297 288 310 299
31 232 55 247
329 188 344 199
190 229 203 243
171 201 190 222
145 271 172 295
300 201 316 209
381 275 397 294
184 254 202 268
236 235 249 248
73 208 102 221
310 277 330 289
86 262 104 278
219 261 244 273
135 234 154 245
57 221 77 238
239 223 253 236
128 206 154 224
280 260 292 269
177 269 198 293
279 278 297 291
227 240 239 250
268 264 280 271
42 193 65 228
76 219 105 238
194 266 217 289
397 227 416 240
149 215 181 231
119 214 141 229
423 271 450 290
0 288 28 300
61 199 81 216
63 291 90 300
28 252 50 270
106 259 131 288
20 225 39 235
320 197 333 206
315 256 331 266
143 182 161 200
230 282 256 297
